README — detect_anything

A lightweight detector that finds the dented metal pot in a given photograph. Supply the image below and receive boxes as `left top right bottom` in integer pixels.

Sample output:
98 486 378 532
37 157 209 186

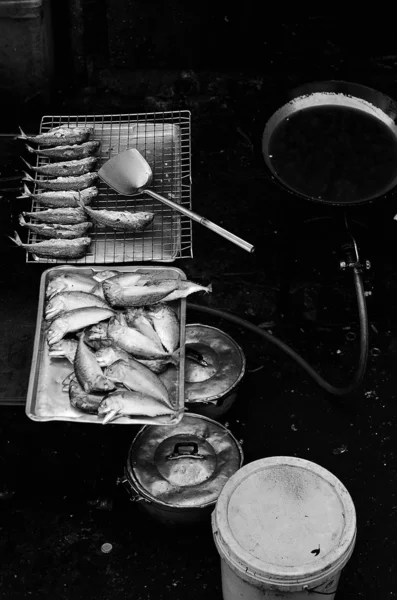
119 414 243 525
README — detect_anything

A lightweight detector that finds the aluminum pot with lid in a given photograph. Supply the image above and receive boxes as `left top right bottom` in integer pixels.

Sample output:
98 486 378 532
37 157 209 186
120 413 244 525
185 324 246 419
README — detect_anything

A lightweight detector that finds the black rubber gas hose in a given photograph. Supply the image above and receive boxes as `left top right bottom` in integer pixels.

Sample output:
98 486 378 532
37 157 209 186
187 268 369 396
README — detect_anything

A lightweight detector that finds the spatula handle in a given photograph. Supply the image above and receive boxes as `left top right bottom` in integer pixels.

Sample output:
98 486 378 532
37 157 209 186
144 189 255 254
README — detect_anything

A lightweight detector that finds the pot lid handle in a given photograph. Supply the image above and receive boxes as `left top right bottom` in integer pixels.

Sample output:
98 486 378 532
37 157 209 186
167 441 206 461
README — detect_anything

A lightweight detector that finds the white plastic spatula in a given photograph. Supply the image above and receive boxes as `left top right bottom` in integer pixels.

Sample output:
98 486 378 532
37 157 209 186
98 148 255 253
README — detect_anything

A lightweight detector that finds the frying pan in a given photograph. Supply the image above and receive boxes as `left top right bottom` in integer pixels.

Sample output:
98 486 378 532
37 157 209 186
262 80 397 206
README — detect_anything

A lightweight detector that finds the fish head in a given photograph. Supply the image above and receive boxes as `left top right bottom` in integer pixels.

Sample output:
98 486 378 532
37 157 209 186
45 296 65 320
104 359 127 381
47 317 68 346
95 346 116 367
98 395 122 424
46 277 67 298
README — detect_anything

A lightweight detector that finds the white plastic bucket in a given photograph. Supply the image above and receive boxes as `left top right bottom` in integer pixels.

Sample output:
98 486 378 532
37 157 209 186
212 456 357 600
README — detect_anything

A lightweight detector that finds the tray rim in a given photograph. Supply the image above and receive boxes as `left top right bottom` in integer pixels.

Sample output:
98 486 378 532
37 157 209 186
26 264 187 425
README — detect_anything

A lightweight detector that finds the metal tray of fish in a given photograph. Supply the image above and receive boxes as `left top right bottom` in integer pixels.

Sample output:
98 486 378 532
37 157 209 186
26 265 186 425
25 112 193 264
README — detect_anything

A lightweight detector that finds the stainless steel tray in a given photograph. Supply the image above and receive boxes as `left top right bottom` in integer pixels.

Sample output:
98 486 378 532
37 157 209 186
26 112 193 264
26 265 186 425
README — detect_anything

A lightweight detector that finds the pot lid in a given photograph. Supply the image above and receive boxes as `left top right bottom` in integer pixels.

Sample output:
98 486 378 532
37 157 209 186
213 456 357 584
185 324 245 404
127 414 243 508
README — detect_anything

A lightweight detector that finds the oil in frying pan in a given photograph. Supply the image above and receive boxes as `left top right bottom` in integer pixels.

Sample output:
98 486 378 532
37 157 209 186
268 105 397 203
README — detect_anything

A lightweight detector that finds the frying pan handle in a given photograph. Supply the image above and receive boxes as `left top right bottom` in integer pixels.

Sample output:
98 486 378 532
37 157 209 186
144 189 255 254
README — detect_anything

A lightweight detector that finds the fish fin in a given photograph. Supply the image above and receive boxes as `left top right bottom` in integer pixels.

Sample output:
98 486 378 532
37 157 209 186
16 126 27 140
7 231 23 247
16 183 31 199
22 171 34 182
102 409 119 425
20 156 32 170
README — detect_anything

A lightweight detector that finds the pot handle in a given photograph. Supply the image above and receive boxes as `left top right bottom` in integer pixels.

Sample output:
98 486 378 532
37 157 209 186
116 475 150 503
167 442 206 460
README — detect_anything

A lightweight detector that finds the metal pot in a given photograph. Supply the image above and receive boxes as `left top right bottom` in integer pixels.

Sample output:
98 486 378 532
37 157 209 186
119 414 244 525
184 324 246 419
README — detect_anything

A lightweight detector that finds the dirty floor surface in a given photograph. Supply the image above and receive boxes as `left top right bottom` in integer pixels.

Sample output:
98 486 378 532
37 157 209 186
1 72 397 599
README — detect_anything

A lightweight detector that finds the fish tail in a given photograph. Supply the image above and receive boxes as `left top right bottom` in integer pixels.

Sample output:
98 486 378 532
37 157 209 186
20 156 33 170
102 409 119 425
7 230 23 247
16 183 31 199
206 283 212 293
15 126 27 140
22 171 34 183
18 214 27 227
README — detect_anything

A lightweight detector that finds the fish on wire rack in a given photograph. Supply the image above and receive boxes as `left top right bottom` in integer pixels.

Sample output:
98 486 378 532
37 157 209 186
21 207 87 224
78 196 155 232
25 140 101 161
8 231 92 260
19 215 92 239
21 156 99 177
16 125 94 147
23 171 98 191
18 183 98 207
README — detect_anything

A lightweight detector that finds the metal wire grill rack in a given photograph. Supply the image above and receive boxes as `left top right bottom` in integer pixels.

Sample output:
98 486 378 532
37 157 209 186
25 111 193 264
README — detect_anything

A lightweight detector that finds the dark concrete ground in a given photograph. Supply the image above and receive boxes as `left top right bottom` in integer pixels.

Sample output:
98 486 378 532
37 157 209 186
2 65 397 599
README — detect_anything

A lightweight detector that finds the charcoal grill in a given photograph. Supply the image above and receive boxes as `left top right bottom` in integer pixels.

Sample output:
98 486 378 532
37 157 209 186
26 111 193 264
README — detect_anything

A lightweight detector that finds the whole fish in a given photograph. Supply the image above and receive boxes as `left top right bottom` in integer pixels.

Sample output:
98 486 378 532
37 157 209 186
22 207 87 224
19 215 92 239
107 314 168 358
26 140 101 161
8 231 91 259
18 183 98 207
102 278 179 308
95 344 178 373
92 270 119 282
125 307 163 348
46 272 97 298
47 306 115 345
145 303 180 353
98 390 175 424
45 290 109 320
74 335 116 394
105 359 170 405
22 156 98 177
23 171 98 191
79 198 154 232
69 376 105 415
160 280 212 302
48 339 78 363
17 125 93 147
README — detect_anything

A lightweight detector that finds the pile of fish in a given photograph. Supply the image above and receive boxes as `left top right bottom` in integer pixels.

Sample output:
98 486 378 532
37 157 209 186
45 269 211 424
10 125 155 259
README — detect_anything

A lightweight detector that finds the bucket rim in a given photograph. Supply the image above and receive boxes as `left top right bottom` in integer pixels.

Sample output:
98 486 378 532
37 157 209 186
212 456 357 587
